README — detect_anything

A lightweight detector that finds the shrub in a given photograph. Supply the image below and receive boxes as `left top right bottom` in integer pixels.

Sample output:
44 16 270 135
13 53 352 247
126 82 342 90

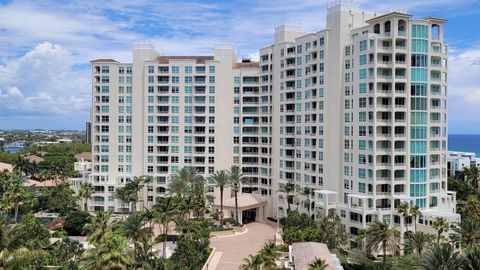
63 211 90 236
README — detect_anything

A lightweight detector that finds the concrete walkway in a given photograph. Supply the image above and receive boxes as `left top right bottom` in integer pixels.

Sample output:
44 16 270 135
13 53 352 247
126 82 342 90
209 222 276 270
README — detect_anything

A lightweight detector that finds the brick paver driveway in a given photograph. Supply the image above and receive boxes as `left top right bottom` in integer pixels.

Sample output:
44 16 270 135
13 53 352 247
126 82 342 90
209 222 276 270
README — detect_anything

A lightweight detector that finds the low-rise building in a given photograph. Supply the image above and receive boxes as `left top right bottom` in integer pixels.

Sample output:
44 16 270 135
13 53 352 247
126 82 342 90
447 151 480 177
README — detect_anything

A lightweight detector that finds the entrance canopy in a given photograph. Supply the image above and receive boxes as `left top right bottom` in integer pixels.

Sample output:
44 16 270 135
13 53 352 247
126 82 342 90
213 194 267 210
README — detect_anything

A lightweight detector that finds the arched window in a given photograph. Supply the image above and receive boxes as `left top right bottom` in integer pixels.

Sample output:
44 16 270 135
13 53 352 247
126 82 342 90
156 186 166 194
374 23 380 34
398 20 406 36
384 21 391 35
432 24 440 40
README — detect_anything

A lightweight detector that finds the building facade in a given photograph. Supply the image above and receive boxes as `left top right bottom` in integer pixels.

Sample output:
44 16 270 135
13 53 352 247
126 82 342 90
85 121 92 144
448 151 480 177
86 0 457 246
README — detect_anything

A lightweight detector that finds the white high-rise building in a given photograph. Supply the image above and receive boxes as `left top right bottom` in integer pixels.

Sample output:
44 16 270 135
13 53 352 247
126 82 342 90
86 0 458 247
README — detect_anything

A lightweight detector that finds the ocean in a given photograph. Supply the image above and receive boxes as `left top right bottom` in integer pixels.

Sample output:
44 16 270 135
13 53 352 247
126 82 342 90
448 134 480 156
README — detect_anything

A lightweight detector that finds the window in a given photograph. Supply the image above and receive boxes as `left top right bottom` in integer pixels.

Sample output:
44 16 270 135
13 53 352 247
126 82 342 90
185 66 192 73
172 66 179 73
209 65 215 73
359 55 367 65
359 40 367 51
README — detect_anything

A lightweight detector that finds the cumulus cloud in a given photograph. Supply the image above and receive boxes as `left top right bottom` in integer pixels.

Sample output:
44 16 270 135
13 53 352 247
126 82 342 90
0 42 90 117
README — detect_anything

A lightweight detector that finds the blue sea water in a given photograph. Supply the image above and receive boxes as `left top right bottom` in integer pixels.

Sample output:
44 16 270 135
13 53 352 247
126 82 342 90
448 134 480 156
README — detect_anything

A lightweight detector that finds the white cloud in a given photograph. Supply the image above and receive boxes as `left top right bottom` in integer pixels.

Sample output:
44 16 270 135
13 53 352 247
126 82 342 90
0 42 90 117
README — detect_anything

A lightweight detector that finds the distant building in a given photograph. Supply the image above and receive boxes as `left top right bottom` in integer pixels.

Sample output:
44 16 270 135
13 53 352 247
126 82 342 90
85 121 92 144
57 138 72 144
287 242 342 270
448 151 480 177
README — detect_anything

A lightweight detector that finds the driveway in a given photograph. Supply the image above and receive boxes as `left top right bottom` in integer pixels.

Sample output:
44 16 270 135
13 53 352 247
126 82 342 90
209 222 276 270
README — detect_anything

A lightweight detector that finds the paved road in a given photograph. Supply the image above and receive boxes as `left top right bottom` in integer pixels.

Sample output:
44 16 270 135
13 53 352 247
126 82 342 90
209 222 276 270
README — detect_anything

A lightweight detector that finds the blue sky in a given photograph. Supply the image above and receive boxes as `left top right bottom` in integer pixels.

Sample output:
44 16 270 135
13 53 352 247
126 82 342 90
0 0 479 133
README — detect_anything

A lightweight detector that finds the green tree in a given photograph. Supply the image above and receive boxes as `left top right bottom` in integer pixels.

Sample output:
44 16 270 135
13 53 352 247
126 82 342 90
171 218 211 270
364 220 400 270
44 183 77 216
462 246 480 270
0 216 48 269
78 182 94 212
2 171 36 223
300 187 314 217
79 233 133 270
118 213 152 263
64 211 91 236
167 175 189 198
228 165 243 224
317 211 348 250
209 170 230 228
114 187 131 218
308 258 329 270
420 243 460 270
453 217 480 248
432 217 449 244
83 211 112 245
397 202 410 233
405 231 435 256
409 205 421 231
257 242 277 268
278 181 296 213
462 166 480 193
240 254 263 270
153 196 180 258
125 176 152 212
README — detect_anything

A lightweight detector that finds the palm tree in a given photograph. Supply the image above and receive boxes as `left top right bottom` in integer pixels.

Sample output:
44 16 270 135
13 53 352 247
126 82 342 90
0 246 46 269
167 175 189 198
420 243 460 270
453 217 480 247
460 195 480 220
83 211 111 245
432 217 449 244
462 165 480 192
228 165 243 224
301 187 313 217
240 254 263 270
462 246 480 270
79 182 94 212
258 242 277 267
118 213 152 261
4 183 27 224
153 196 180 258
127 175 152 212
114 187 131 219
79 233 134 270
409 205 421 231
397 202 410 233
364 220 400 270
209 170 230 228
279 181 296 213
308 258 329 270
405 231 435 256
178 167 203 188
